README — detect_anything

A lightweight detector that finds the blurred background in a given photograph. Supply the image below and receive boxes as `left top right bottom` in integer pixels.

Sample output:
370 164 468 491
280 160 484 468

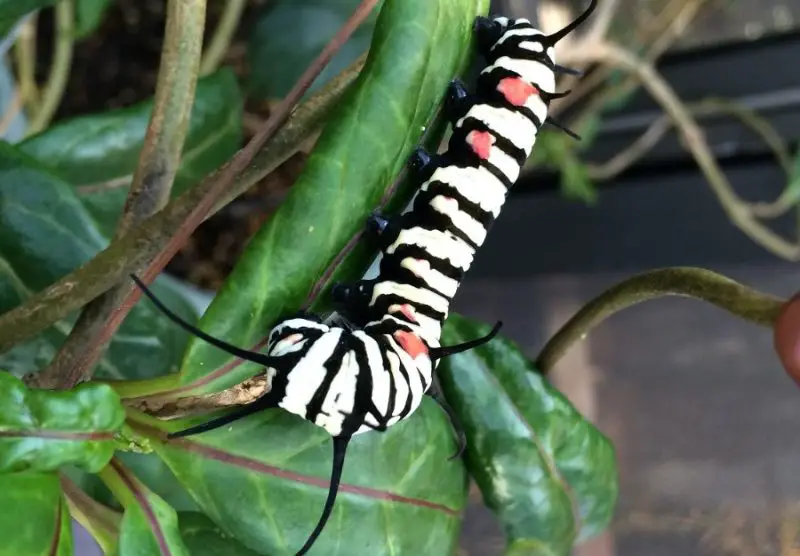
10 0 800 553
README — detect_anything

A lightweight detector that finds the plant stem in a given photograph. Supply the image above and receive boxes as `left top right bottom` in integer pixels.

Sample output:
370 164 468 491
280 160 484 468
535 267 785 373
13 14 39 114
59 474 120 553
28 0 74 135
37 0 207 390
0 4 373 356
200 0 246 76
569 42 800 260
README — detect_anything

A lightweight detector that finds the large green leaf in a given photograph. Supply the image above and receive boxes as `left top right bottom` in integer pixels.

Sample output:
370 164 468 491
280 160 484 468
0 142 200 380
151 400 467 556
0 473 72 555
100 459 190 556
0 1 52 38
438 314 619 555
247 0 383 100
0 372 124 473
177 0 489 395
19 69 242 237
179 512 262 556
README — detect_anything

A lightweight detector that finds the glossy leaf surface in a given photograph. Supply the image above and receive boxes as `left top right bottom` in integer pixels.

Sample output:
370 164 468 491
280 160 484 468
153 400 467 556
438 314 619 555
0 372 124 473
247 0 382 99
0 472 72 555
103 460 190 556
0 143 200 380
178 512 262 556
179 0 489 394
19 69 242 237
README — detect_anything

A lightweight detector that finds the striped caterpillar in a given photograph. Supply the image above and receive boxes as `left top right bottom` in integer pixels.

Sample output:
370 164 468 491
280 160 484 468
133 1 596 553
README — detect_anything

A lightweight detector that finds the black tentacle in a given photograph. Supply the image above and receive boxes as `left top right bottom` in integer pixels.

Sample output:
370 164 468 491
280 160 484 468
296 435 351 556
167 397 278 439
131 274 283 369
427 376 466 460
429 321 503 361
545 0 598 44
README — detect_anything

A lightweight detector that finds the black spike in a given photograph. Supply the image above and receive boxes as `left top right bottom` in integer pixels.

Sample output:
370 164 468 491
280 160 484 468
545 117 581 140
554 64 584 77
131 274 282 369
295 435 350 556
545 0 598 44
429 321 503 360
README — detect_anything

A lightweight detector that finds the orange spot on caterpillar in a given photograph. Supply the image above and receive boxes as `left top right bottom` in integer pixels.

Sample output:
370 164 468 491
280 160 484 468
467 130 494 160
398 304 417 323
393 330 429 359
497 77 538 106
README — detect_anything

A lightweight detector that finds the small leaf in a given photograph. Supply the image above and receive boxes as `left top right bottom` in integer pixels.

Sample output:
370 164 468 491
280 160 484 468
179 512 262 556
560 150 596 204
0 472 72 555
179 0 489 395
100 459 190 556
0 372 124 473
0 1 53 38
19 68 242 237
0 142 201 380
75 0 112 38
438 314 619 555
152 401 467 556
247 0 383 100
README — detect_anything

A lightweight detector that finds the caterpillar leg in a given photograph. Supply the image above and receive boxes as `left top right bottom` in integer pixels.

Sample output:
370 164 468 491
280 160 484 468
407 145 438 179
473 16 505 55
427 376 466 460
443 79 472 123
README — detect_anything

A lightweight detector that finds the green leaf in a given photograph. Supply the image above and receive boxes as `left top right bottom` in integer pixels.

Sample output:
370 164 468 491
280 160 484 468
75 0 111 38
247 0 383 100
438 314 619 555
179 0 489 395
0 372 124 473
560 150 596 204
0 472 72 556
153 400 467 556
100 459 190 556
19 68 242 237
0 1 53 38
0 142 201 380
179 512 262 556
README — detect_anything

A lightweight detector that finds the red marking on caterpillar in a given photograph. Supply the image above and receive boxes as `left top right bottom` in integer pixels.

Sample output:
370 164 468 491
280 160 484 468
398 304 418 323
497 77 538 106
467 130 495 160
393 330 428 359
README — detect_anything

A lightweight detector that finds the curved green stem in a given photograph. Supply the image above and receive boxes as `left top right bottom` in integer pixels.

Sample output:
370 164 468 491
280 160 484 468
28 0 74 134
535 267 785 374
200 0 246 75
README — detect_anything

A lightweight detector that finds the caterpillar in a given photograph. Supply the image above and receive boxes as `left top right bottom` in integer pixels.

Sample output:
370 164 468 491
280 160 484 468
132 1 596 554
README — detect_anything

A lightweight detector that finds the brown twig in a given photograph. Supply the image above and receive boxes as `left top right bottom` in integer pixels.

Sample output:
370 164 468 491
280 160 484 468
587 96 792 182
535 267 784 373
0 51 366 355
570 42 800 261
35 0 208 390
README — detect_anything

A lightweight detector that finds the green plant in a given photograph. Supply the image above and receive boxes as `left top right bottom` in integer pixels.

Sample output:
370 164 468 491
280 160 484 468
0 0 619 554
